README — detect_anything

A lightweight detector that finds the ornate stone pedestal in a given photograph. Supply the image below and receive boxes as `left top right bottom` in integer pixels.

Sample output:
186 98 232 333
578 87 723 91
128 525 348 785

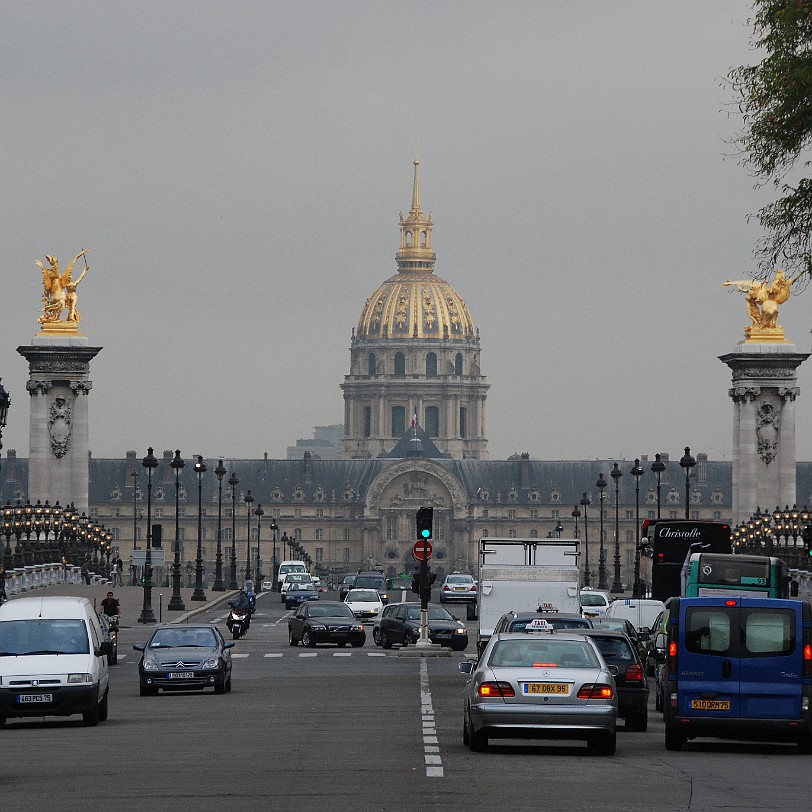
720 343 809 524
17 335 102 513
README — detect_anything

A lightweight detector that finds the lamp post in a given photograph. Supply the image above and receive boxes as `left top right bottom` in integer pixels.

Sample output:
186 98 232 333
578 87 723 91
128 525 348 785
610 462 623 594
254 503 264 591
191 455 207 601
0 378 9 484
679 446 695 521
228 472 239 590
168 450 186 611
596 472 607 590
580 493 591 587
271 519 279 591
650 453 665 519
554 521 563 538
213 459 227 592
244 490 254 584
630 458 643 598
571 504 580 539
137 447 158 624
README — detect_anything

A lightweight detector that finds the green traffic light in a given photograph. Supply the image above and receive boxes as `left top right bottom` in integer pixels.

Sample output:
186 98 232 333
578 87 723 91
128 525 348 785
421 529 431 539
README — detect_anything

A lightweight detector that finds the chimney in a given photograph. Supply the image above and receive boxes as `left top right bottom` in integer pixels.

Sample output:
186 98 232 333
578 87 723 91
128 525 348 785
520 452 531 488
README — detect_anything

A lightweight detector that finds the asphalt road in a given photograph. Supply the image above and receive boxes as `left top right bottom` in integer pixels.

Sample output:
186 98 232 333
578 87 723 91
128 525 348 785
1 590 809 812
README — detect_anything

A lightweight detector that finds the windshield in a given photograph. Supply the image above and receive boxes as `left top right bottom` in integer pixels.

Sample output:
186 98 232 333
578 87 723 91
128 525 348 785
284 574 311 583
353 576 385 589
489 639 600 669
510 617 590 631
0 619 89 656
346 589 379 602
307 605 354 619
150 628 218 648
279 564 306 577
406 605 455 621
580 594 608 607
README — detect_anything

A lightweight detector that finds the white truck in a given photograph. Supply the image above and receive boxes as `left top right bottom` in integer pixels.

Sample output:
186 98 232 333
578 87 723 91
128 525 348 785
473 538 581 653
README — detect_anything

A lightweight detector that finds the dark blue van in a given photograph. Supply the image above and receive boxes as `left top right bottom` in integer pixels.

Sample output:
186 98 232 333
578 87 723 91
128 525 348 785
661 596 812 752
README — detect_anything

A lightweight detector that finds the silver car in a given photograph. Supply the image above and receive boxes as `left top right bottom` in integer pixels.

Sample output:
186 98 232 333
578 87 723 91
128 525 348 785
459 631 618 754
440 572 477 604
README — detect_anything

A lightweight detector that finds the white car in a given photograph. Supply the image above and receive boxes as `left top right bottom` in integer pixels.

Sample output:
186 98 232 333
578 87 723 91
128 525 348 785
344 588 384 620
580 589 612 619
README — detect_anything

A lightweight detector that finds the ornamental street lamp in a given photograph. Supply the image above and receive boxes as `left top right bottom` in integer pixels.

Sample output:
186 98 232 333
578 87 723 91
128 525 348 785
137 447 159 624
244 490 254 584
571 504 580 539
630 458 643 598
228 472 240 590
213 459 227 592
191 456 207 601
679 446 695 521
596 472 607 590
168 450 186 611
554 521 564 538
650 453 666 519
254 503 264 591
610 462 623 594
580 493 591 587
270 519 279 588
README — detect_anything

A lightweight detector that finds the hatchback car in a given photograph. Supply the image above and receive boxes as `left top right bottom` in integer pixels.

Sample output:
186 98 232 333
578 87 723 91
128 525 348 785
440 573 477 604
344 588 384 620
580 589 612 619
288 601 365 648
285 582 320 610
578 629 649 731
459 632 618 754
134 624 234 696
377 601 468 650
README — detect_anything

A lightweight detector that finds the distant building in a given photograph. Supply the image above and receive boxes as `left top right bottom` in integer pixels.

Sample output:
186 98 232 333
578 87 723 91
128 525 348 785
287 425 344 460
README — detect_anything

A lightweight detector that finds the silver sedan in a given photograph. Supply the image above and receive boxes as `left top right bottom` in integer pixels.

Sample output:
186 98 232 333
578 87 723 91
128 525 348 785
459 632 618 754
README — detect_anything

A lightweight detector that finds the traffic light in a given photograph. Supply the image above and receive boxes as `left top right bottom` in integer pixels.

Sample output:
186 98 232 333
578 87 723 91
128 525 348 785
416 507 433 540
411 568 421 595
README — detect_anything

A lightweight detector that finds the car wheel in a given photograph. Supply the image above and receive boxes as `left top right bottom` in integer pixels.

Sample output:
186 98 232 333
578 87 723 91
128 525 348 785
665 726 685 751
214 678 226 695
655 689 662 712
82 701 100 727
350 636 365 648
450 639 468 652
797 731 812 754
372 627 381 646
381 629 393 650
225 676 232 693
0 717 6 726
462 717 470 746
626 711 648 733
302 630 316 648
589 730 616 756
468 718 488 752
139 684 158 697
98 689 109 722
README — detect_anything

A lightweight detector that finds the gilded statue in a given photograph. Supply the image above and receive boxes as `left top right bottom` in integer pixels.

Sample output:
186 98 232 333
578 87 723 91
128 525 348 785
723 268 801 341
36 249 89 326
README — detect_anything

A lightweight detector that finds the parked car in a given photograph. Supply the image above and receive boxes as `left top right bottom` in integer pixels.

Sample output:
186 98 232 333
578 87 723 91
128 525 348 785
344 588 384 620
578 629 649 731
579 588 612 619
439 572 477 604
459 632 618 754
377 601 468 651
285 582 320 610
339 575 356 601
288 601 365 648
133 624 233 696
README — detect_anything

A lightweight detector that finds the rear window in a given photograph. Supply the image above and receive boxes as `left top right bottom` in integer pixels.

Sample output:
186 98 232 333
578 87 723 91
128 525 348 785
489 639 599 669
589 635 636 666
743 608 795 656
685 608 733 656
581 594 608 607
354 576 385 590
509 617 590 632
684 606 796 658
446 575 473 584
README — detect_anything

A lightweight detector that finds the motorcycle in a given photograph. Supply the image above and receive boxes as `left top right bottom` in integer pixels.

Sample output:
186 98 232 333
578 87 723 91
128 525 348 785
226 605 250 640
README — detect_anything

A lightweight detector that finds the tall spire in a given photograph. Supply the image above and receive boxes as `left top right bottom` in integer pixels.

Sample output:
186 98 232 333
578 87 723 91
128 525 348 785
397 157 435 273
411 158 421 217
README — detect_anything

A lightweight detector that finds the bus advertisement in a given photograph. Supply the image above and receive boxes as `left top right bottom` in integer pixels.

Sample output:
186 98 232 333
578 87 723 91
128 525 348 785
643 520 731 601
684 553 793 599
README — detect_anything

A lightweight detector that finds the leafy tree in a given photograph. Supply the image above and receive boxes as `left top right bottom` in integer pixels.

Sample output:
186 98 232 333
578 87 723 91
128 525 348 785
728 0 812 278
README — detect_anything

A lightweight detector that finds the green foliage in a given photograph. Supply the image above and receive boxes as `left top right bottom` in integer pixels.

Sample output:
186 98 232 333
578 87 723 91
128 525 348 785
729 0 812 276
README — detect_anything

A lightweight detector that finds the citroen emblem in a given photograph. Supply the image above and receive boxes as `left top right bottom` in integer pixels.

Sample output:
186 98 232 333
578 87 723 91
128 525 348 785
176 662 185 669
32 680 39 687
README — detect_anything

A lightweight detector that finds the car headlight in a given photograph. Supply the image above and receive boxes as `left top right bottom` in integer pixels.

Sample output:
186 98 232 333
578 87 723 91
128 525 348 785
351 624 363 632
310 624 327 631
142 658 159 671
67 673 92 683
454 627 467 634
202 657 219 669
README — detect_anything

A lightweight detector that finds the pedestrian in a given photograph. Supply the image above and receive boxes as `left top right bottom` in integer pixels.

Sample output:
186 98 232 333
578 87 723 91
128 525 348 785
81 559 91 585
109 560 120 586
0 563 7 603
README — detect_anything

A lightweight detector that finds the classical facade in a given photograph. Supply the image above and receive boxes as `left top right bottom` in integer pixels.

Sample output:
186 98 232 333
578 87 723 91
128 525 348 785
342 160 489 460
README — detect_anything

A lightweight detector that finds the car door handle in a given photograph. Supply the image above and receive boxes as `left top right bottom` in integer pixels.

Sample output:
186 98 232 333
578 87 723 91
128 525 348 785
722 659 732 679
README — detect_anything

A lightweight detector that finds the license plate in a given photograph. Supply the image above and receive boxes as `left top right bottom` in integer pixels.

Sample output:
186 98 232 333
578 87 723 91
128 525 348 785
524 683 569 695
18 693 53 703
167 671 195 679
691 699 730 710
455 587 466 591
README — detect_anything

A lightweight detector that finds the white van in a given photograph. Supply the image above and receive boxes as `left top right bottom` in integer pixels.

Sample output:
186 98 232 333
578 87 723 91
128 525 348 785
276 561 307 591
603 598 666 634
0 596 111 726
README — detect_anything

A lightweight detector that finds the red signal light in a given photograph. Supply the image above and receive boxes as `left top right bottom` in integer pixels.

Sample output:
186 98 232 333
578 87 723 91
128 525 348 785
724 599 738 606
669 641 677 657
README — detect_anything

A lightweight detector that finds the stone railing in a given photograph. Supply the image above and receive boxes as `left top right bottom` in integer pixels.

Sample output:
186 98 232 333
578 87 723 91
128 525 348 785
3 562 83 596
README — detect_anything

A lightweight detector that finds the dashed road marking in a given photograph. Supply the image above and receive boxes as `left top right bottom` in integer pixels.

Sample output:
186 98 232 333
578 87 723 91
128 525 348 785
420 659 443 778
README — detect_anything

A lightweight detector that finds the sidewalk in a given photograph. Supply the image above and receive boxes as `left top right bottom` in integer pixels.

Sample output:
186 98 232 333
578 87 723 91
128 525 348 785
10 582 239 626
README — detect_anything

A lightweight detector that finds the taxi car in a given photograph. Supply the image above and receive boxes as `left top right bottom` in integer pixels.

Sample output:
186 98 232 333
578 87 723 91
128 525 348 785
459 622 618 754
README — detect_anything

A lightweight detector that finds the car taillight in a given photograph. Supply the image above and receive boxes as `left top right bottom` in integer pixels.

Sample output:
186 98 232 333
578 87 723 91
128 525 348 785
471 584 477 591
478 681 515 698
624 664 644 682
442 585 450 591
804 644 812 680
577 683 614 700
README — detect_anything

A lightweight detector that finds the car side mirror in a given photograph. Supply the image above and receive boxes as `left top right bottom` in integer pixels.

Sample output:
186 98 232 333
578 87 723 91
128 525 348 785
224 641 235 649
655 632 666 650
458 659 476 675
133 643 145 652
637 628 651 641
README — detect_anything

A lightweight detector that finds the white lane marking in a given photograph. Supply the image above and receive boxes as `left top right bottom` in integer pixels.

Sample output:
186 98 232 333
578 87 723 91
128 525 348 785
419 659 443 778
264 653 284 658
367 652 386 657
299 652 318 657
333 652 352 657
231 653 250 658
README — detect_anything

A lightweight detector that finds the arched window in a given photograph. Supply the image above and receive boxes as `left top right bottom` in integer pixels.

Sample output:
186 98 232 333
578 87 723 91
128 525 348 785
394 352 406 376
420 231 427 247
368 353 377 376
406 232 412 247
426 352 437 377
454 353 463 376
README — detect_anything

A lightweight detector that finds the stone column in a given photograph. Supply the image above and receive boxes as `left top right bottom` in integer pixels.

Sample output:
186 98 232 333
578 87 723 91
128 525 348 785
17 337 102 513
720 344 809 525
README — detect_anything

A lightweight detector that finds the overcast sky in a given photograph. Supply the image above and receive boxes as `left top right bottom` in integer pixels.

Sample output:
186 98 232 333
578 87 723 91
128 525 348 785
2 1 808 466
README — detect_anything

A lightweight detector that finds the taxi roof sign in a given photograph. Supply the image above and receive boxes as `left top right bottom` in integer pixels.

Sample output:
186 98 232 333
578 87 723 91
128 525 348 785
526 618 554 633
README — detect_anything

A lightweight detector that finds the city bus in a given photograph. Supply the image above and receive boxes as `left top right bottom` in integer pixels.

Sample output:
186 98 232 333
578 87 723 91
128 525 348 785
643 520 731 601
684 553 794 598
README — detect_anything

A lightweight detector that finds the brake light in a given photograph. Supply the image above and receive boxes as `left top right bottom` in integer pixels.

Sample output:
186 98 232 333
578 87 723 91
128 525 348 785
724 599 738 607
804 644 812 680
478 681 515 698
532 663 558 668
577 683 614 700
624 664 644 682
669 641 677 657
442 585 450 591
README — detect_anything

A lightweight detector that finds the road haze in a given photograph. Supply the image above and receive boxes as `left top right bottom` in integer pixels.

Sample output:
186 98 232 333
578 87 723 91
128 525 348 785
1 590 806 812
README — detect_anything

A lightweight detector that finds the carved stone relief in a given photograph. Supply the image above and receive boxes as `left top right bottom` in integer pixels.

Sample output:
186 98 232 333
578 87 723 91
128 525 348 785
48 396 72 458
756 401 780 464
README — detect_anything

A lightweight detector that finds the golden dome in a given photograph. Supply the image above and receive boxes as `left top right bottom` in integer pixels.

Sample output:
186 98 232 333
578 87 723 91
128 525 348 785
357 160 476 341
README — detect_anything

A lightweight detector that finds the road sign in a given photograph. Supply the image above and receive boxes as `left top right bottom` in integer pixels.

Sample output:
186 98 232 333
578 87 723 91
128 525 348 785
413 540 433 561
